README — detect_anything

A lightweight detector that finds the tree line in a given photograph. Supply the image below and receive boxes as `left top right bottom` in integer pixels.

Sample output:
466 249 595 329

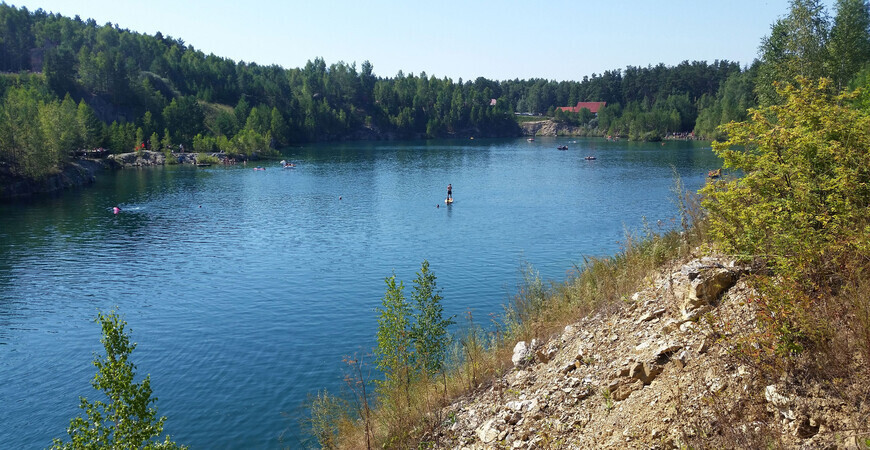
1 0 868 181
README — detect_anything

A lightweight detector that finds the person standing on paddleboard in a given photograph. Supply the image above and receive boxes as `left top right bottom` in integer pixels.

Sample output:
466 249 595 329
447 184 453 201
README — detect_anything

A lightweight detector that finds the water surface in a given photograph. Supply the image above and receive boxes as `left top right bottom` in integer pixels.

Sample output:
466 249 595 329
0 137 718 448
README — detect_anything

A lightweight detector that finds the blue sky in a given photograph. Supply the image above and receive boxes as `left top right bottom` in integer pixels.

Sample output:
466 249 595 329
10 0 837 81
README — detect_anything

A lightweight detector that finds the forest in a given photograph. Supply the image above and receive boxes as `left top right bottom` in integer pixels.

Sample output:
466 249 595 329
0 0 868 181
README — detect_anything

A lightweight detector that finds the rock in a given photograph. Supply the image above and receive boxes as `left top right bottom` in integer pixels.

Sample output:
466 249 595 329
614 365 631 378
536 341 559 363
476 418 499 443
629 362 663 385
560 362 577 374
512 341 532 367
673 350 688 369
636 308 667 324
764 385 795 420
607 378 622 392
613 379 643 401
680 267 739 319
655 344 682 364
794 416 819 438
843 435 864 449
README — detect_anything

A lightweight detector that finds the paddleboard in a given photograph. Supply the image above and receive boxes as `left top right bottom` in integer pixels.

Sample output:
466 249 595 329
445 198 454 204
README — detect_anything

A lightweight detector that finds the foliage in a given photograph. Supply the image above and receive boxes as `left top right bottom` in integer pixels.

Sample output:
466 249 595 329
409 260 455 375
694 65 759 139
0 80 74 178
703 78 870 362
51 311 184 449
374 274 413 398
757 0 831 106
828 0 870 90
305 390 350 449
702 78 870 278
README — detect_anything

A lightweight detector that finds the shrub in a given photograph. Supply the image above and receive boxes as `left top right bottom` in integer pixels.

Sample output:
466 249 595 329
702 77 870 357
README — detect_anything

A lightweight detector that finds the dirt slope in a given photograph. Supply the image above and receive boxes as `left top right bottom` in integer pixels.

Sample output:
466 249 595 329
425 255 869 449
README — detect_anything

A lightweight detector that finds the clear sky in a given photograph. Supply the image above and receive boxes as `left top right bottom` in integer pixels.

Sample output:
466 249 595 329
9 0 838 81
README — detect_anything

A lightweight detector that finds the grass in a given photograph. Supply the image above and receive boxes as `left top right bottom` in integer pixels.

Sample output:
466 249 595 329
195 153 220 165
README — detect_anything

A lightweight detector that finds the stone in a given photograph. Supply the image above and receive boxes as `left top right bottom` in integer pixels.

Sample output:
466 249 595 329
764 385 795 420
673 350 688 369
655 343 683 364
680 267 738 318
629 362 663 385
607 378 622 392
512 341 532 367
536 341 559 363
612 379 643 401
636 308 667 324
476 418 499 443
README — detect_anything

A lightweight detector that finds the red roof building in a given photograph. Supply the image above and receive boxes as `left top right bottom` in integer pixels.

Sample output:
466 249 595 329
557 101 607 114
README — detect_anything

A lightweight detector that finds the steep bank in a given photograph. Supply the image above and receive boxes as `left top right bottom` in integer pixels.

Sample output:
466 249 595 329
0 159 106 201
0 151 220 200
425 255 869 449
520 120 593 137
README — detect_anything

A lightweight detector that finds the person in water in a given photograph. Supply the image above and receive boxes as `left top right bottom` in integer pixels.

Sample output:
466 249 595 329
447 184 453 201
112 206 121 214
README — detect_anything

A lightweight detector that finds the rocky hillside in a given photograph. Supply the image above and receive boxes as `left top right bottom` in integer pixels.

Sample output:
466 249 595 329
424 255 869 449
520 120 586 137
0 159 104 200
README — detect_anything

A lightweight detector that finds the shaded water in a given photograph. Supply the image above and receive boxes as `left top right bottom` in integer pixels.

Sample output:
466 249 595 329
0 137 718 448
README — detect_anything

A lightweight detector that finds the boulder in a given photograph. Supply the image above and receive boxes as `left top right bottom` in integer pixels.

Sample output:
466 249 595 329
512 341 532 367
765 385 795 420
680 267 739 319
629 362 663 385
476 418 499 443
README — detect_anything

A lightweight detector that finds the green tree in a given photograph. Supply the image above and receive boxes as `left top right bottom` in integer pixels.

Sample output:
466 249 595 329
51 311 185 449
269 107 289 146
829 0 870 90
757 0 831 105
374 274 413 403
409 260 454 375
76 99 103 149
162 96 204 146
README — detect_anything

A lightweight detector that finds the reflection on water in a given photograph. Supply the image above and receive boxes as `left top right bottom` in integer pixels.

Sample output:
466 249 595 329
0 137 718 448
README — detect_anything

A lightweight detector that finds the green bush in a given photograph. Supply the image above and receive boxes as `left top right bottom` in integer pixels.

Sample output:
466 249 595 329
702 78 870 280
702 77 870 357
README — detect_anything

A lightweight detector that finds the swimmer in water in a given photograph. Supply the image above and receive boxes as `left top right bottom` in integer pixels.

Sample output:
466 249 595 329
113 206 121 214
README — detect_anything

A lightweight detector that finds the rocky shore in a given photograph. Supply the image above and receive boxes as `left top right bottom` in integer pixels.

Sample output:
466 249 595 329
0 151 228 201
426 255 868 449
520 120 588 137
0 158 106 200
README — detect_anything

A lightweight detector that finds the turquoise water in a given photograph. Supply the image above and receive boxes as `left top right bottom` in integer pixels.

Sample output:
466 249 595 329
0 137 718 448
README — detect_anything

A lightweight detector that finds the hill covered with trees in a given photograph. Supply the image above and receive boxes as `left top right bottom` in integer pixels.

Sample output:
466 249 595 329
1 0 868 184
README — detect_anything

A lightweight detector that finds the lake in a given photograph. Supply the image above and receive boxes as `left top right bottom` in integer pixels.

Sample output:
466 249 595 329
0 137 718 448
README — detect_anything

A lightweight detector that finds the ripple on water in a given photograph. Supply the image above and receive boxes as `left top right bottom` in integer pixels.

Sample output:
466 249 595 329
0 138 719 448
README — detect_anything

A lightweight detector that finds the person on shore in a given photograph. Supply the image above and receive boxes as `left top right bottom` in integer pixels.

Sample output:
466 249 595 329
447 184 453 201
